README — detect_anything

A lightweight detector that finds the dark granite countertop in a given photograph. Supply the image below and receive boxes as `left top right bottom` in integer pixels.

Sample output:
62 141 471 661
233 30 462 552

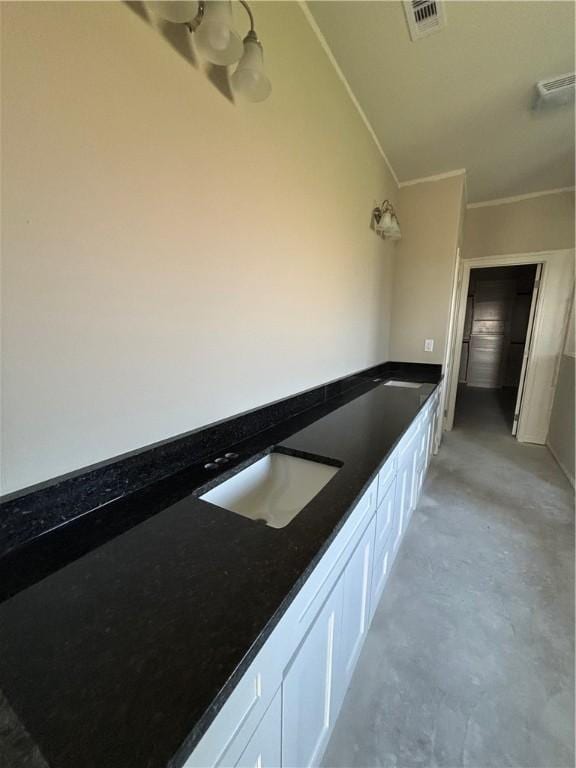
0 370 439 768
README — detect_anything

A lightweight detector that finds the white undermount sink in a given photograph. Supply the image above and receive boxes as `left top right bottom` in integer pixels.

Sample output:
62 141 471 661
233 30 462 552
200 452 340 529
384 380 423 388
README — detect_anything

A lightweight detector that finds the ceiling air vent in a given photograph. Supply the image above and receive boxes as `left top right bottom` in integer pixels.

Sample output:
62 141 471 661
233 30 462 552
403 0 446 42
533 73 575 110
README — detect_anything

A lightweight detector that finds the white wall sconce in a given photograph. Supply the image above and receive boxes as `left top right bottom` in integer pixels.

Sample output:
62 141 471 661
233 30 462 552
372 200 401 240
149 1 271 102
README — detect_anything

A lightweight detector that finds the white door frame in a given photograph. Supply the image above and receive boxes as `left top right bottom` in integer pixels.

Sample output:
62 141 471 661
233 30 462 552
444 249 574 443
440 246 462 440
511 263 542 436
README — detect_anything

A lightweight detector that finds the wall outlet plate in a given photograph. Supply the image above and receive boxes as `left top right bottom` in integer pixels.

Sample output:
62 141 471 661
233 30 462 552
424 339 434 352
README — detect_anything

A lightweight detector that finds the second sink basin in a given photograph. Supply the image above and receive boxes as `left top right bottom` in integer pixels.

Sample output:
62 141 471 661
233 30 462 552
384 380 423 388
200 451 340 529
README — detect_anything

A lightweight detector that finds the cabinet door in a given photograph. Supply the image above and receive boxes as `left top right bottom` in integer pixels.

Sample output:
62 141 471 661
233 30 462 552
235 689 281 768
413 422 429 505
426 410 435 468
186 640 282 768
370 481 396 619
395 417 424 546
410 421 427 513
282 579 343 768
394 450 414 552
414 457 425 508
338 516 376 697
433 397 442 454
408 420 426 519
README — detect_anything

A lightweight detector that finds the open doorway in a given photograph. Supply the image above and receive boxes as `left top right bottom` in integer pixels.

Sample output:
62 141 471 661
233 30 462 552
455 264 539 434
443 249 572 446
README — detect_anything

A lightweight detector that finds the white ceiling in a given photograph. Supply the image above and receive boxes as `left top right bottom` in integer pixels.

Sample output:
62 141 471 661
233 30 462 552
307 1 575 203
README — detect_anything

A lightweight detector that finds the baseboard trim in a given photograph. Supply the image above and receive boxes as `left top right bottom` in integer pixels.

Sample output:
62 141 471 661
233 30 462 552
547 441 575 489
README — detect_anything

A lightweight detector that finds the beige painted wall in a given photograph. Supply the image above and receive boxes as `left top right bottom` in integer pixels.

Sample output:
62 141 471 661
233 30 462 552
464 192 575 259
547 294 575 486
389 175 465 364
0 1 397 494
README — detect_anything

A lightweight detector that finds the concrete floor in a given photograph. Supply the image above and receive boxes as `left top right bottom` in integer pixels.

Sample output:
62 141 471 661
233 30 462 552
323 386 575 768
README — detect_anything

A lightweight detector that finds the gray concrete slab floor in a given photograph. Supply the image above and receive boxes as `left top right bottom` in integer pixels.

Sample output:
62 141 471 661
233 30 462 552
322 387 575 768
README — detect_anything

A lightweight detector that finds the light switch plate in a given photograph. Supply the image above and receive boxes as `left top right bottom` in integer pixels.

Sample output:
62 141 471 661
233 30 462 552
424 339 434 352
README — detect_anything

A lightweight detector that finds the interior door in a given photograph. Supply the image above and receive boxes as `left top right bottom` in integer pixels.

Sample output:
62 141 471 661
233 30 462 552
467 279 514 387
512 263 542 436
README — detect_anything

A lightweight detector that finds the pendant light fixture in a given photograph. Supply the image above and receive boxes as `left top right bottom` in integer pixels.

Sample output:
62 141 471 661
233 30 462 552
149 0 271 101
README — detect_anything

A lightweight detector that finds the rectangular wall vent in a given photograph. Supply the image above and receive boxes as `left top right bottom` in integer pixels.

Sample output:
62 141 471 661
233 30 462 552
534 72 575 109
403 0 446 41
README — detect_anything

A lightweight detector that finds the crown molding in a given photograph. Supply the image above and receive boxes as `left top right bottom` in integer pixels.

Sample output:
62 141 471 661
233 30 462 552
398 168 467 188
298 2 399 188
467 187 575 209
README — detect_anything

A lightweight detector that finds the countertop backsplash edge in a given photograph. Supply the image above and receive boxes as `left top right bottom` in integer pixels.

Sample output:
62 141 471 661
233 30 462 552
0 361 441 558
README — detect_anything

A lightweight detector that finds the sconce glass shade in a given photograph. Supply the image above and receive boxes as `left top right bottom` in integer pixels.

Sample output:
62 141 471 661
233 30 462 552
231 35 271 102
195 1 243 65
388 216 402 239
378 211 393 235
149 1 199 23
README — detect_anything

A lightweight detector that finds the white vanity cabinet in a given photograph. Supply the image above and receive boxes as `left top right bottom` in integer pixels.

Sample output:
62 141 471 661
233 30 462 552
184 477 377 768
184 384 441 768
